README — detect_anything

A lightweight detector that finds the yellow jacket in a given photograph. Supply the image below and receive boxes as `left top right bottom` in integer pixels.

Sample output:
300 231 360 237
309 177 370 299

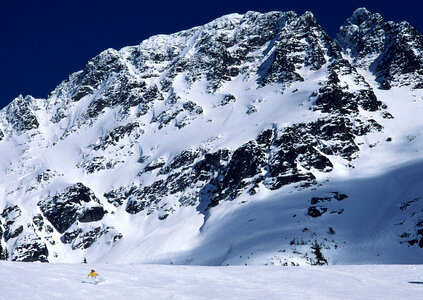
88 271 98 277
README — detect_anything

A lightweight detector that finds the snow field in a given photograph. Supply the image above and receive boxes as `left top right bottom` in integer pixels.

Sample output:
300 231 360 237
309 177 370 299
1 262 422 299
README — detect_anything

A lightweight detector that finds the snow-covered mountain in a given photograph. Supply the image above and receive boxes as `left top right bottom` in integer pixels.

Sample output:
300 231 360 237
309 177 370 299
1 7 423 265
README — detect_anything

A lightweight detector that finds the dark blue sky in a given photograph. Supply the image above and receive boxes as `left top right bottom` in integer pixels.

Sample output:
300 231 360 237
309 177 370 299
1 0 422 109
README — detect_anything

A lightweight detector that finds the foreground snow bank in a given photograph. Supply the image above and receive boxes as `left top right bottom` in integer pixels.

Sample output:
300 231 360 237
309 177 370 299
1 262 423 299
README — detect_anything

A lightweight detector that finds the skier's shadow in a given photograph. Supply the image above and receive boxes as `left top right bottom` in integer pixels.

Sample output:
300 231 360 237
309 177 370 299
409 281 423 285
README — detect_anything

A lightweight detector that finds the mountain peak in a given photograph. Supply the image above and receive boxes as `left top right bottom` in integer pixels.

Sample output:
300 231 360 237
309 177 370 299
349 7 372 25
337 7 423 89
302 11 315 19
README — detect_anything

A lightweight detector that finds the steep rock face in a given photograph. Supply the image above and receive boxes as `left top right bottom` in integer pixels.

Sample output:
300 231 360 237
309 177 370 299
11 234 49 262
36 183 121 253
337 8 423 89
257 11 340 86
61 224 122 250
38 183 106 234
4 95 39 135
2 205 24 242
1 205 50 262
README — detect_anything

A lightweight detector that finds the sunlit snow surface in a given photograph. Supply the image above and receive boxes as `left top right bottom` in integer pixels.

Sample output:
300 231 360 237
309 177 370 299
1 262 422 300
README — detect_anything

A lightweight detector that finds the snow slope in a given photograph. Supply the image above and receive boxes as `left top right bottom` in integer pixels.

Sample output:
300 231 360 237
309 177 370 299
1 262 422 300
100 156 423 266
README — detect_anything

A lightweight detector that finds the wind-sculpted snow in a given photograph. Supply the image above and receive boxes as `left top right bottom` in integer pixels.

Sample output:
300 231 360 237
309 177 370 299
0 9 423 265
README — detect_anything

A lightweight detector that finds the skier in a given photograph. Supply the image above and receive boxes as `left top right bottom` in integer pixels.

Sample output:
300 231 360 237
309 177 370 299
88 269 98 279
82 269 103 284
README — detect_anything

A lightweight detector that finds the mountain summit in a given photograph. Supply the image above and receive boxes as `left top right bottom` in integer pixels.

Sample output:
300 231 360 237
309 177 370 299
337 7 423 89
0 8 423 265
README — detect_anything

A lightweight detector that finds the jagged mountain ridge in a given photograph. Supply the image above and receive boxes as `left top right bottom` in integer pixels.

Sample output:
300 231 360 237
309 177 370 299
0 8 423 265
337 7 423 89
